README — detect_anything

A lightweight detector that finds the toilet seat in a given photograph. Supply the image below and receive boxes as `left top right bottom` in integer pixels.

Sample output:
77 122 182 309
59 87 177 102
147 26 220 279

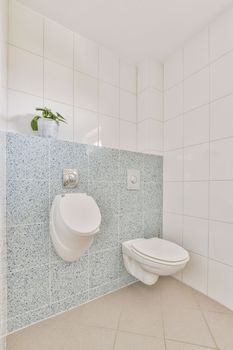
131 238 189 265
122 238 190 285
58 193 101 236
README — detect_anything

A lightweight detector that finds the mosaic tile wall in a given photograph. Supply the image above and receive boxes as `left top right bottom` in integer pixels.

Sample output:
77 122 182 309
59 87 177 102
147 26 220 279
6 132 163 333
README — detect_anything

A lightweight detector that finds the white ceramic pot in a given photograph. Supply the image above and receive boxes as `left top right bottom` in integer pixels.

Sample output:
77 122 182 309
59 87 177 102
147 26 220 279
37 118 59 138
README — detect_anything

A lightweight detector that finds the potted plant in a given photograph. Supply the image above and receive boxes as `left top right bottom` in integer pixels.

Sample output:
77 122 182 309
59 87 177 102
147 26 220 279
31 107 67 138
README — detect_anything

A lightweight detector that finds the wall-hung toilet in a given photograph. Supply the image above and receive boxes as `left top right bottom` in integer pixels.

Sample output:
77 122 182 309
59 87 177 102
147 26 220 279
122 238 189 285
50 193 101 261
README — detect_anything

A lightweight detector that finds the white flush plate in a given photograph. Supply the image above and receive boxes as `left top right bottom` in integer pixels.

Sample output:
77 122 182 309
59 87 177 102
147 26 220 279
127 169 140 190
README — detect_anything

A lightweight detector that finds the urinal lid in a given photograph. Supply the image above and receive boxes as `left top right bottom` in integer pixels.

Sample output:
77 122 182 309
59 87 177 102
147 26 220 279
132 238 189 262
59 193 101 234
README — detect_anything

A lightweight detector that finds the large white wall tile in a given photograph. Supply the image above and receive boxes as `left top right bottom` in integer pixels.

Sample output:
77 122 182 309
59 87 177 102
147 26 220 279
7 89 43 134
9 0 43 55
184 68 209 112
75 35 98 78
44 59 73 105
137 120 148 152
138 88 163 122
99 114 119 149
164 149 183 182
183 252 208 294
163 181 183 214
163 213 183 245
44 19 73 68
211 95 233 140
208 260 233 310
164 116 183 151
184 105 209 147
120 90 136 123
99 47 119 86
149 120 163 152
120 61 136 93
210 6 233 61
164 49 183 89
75 108 98 146
184 182 208 218
150 59 164 91
184 29 209 78
119 120 136 152
210 181 233 223
44 99 74 142
137 58 163 92
164 84 183 121
76 72 98 112
8 46 43 97
99 82 119 117
210 138 233 180
211 51 233 101
138 119 163 153
209 220 233 266
183 216 208 256
184 143 209 181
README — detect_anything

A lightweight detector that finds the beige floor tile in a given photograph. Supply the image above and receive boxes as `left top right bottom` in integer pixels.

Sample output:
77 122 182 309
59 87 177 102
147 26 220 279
121 282 161 309
114 331 165 350
7 323 116 350
68 325 116 350
118 300 164 338
160 277 199 309
204 311 233 350
166 339 216 350
69 291 123 329
163 307 215 348
193 290 233 314
7 316 72 350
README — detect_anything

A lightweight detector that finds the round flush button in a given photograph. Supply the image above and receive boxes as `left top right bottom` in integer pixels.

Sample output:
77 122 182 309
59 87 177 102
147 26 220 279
131 175 137 184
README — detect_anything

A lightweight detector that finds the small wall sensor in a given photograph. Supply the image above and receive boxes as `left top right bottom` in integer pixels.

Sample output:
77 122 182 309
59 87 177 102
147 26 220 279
127 169 140 190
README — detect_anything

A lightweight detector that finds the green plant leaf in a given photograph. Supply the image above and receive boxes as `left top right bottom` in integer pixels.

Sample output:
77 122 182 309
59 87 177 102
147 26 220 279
31 116 40 131
33 106 68 126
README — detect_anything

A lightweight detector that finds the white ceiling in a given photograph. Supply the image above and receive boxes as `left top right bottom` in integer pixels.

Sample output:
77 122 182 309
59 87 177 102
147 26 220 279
19 0 233 63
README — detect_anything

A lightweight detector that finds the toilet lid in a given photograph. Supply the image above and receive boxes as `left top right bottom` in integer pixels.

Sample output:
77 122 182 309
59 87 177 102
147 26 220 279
59 193 101 235
132 238 189 263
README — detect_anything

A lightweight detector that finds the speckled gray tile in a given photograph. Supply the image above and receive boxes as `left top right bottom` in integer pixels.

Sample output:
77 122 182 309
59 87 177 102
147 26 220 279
50 139 88 199
89 279 119 300
119 183 143 214
7 265 49 318
144 211 162 239
144 182 163 214
50 255 88 303
7 179 49 226
6 133 164 333
119 212 143 242
119 150 144 184
143 154 163 183
90 214 119 253
7 305 51 333
50 291 88 315
118 272 137 288
7 133 49 181
89 248 119 289
88 181 119 216
7 223 49 272
88 145 119 182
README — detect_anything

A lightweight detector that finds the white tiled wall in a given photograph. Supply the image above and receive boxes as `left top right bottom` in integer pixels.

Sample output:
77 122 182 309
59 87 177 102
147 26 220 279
0 0 7 346
137 59 164 154
163 4 233 310
6 0 139 152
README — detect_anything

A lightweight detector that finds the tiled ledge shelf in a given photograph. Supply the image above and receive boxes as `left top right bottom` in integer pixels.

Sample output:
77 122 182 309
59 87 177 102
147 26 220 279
5 132 163 334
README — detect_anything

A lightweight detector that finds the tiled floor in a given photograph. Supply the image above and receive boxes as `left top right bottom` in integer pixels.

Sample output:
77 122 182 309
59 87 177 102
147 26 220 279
7 277 233 350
